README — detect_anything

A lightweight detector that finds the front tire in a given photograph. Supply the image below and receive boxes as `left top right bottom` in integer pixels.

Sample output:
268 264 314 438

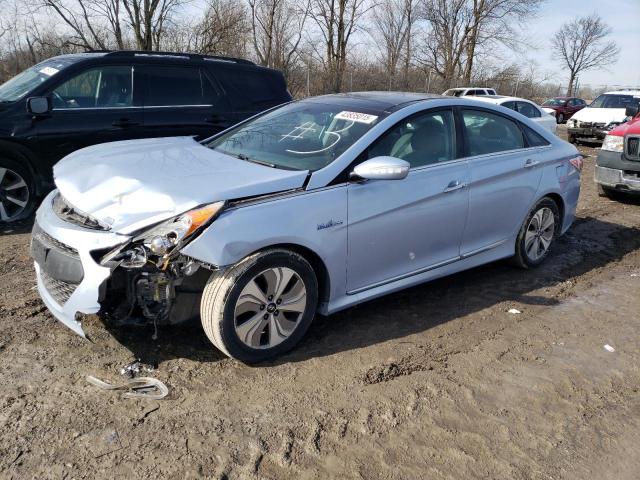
200 249 318 363
0 157 36 222
512 198 560 269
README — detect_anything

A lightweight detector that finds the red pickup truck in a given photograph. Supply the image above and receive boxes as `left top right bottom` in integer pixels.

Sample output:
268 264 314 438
595 104 640 197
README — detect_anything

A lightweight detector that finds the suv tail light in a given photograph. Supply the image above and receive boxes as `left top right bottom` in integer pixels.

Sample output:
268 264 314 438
569 155 583 172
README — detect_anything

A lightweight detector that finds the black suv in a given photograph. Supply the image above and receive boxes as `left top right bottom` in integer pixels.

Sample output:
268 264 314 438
0 51 292 222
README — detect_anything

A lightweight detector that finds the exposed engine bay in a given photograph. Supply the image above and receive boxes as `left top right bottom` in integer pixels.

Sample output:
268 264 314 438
99 250 214 328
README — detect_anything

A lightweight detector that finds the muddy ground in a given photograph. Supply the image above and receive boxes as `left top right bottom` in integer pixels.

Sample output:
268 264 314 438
1 126 640 479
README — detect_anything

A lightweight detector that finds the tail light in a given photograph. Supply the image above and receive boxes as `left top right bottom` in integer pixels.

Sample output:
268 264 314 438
569 155 583 172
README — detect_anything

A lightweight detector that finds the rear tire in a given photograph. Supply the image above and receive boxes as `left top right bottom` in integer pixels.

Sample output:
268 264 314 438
512 198 560 269
200 249 318 363
0 157 36 222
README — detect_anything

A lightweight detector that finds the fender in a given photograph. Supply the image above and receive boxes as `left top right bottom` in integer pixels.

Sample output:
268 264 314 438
181 185 348 306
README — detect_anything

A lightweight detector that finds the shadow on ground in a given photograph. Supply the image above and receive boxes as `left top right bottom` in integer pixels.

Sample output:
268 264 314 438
102 215 640 366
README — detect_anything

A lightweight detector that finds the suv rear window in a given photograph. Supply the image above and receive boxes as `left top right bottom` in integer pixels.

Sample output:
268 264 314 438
145 66 216 106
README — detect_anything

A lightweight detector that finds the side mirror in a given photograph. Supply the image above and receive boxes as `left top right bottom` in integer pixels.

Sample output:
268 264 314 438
625 104 639 118
27 97 50 115
351 156 410 181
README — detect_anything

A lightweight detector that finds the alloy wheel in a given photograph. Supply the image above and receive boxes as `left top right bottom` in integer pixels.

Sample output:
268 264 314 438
524 207 555 262
234 267 307 349
0 167 30 222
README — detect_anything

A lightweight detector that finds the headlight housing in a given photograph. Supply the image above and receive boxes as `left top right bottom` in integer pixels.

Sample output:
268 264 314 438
601 135 624 153
137 201 225 255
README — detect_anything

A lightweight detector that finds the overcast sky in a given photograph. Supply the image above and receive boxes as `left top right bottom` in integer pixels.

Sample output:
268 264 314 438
519 0 640 89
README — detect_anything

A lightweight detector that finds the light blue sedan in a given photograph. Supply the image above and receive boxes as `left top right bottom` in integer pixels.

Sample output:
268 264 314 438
31 92 582 362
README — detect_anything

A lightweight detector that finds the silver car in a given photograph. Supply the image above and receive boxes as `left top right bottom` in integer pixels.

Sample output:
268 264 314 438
31 92 583 362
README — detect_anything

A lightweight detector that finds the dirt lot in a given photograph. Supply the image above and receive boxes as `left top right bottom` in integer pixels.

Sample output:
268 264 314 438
1 126 640 480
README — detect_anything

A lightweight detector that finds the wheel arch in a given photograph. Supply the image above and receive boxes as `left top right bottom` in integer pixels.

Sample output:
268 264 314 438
247 243 331 305
0 140 44 195
539 192 565 234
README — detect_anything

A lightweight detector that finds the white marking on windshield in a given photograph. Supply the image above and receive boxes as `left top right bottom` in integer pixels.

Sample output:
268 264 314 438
281 119 357 155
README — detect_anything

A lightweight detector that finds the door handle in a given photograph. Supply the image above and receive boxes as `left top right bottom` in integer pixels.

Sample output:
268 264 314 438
443 180 467 193
112 118 140 128
524 158 539 168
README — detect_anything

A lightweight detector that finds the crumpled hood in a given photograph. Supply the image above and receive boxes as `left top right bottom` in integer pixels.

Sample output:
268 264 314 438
571 107 628 124
54 136 309 234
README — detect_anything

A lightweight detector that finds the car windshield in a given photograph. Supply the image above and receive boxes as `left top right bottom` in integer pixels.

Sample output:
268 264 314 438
589 94 639 109
206 101 384 171
0 59 70 102
443 89 464 97
543 98 566 106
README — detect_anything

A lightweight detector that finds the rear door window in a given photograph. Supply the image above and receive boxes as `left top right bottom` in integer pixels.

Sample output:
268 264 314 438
523 125 550 147
145 66 216 106
502 101 517 112
52 66 133 109
517 101 541 118
462 109 524 156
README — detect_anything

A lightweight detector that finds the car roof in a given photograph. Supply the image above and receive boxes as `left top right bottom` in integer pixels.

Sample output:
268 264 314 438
446 87 494 90
469 95 535 104
603 90 640 95
45 50 255 66
303 91 443 114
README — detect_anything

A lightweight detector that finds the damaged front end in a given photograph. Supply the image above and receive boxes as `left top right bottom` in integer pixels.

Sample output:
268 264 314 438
96 201 225 329
33 191 224 337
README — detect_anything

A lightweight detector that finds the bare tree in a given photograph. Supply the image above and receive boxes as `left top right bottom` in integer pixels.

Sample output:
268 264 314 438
121 0 184 50
420 0 543 89
371 0 416 89
190 0 248 56
552 13 619 96
38 0 110 49
248 0 310 80
310 0 372 93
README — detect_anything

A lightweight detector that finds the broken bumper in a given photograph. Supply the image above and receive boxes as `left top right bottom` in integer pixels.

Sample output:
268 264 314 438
32 191 129 337
594 165 640 191
567 127 607 141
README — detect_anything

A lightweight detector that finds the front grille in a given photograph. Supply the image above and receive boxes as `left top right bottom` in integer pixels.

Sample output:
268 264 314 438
32 223 78 256
52 193 109 231
40 270 79 305
577 121 605 129
626 135 640 160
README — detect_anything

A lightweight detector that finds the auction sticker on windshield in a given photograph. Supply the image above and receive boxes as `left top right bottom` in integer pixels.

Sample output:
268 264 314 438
335 111 379 124
39 67 59 76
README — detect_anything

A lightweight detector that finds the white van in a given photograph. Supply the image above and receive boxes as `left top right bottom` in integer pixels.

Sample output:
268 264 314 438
442 87 497 97
566 90 640 144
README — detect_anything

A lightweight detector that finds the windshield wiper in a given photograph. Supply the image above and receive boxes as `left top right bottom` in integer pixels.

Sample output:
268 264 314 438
236 153 277 168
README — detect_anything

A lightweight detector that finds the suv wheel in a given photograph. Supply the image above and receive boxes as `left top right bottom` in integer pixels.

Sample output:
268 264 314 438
200 249 318 363
556 113 564 124
0 158 35 222
512 198 560 269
